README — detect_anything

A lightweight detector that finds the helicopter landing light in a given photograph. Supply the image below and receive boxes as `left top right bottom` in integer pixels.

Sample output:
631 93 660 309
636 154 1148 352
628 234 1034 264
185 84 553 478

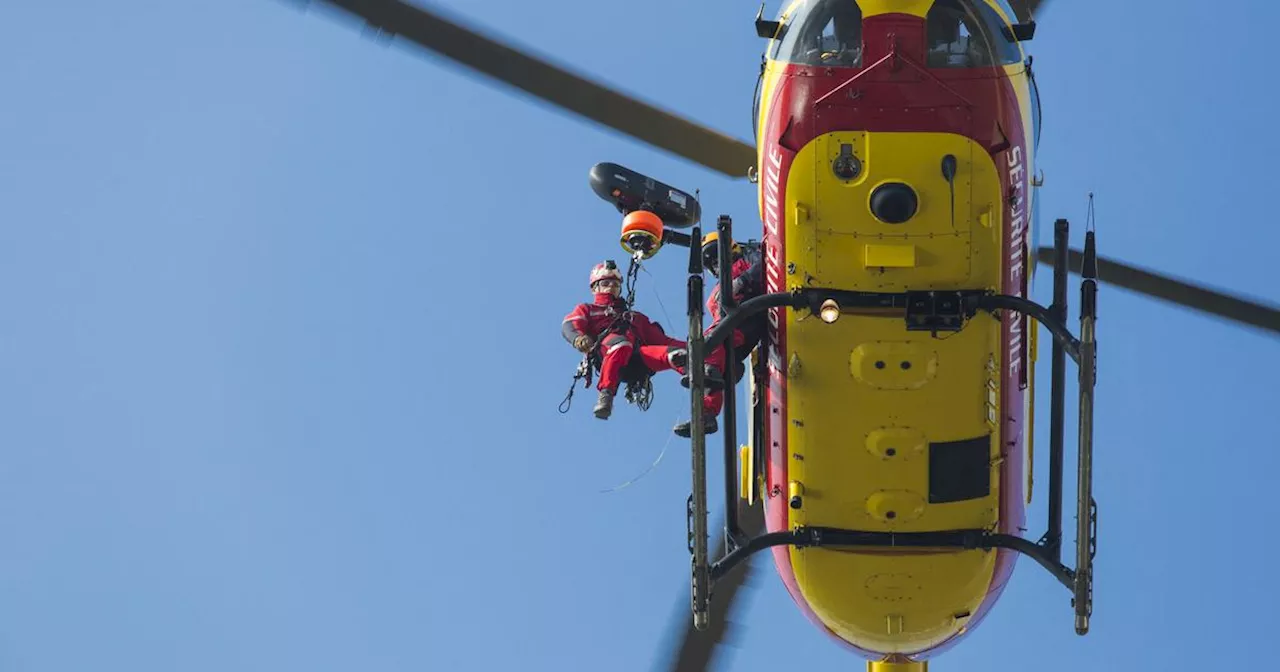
820 298 841 323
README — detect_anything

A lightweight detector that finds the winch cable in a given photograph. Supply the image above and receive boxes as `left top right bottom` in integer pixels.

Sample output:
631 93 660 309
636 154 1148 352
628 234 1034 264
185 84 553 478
640 264 676 329
624 251 643 308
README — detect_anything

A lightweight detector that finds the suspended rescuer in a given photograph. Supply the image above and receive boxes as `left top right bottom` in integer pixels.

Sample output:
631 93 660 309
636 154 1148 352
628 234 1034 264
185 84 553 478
672 233 767 438
562 260 723 421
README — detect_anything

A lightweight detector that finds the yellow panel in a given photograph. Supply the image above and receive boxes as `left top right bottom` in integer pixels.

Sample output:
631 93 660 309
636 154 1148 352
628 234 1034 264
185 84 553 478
814 131 973 239
803 131 1004 293
782 130 1004 652
860 0 934 17
865 427 928 461
851 342 938 390
865 244 917 268
867 490 927 524
795 547 998 653
788 313 999 535
820 230 974 291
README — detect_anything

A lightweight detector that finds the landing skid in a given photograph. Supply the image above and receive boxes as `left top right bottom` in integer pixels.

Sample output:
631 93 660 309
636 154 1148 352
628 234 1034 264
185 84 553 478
681 216 1099 637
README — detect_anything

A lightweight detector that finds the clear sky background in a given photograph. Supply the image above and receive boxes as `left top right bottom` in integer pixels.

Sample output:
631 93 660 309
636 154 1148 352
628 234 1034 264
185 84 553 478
3 1 1279 671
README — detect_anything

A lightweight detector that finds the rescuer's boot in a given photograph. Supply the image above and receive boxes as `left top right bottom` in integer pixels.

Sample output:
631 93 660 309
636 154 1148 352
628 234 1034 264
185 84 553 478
681 364 724 391
594 389 615 420
674 415 718 439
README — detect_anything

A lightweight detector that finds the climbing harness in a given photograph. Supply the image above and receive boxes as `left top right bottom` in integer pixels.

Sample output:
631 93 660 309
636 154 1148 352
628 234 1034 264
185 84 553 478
623 365 654 411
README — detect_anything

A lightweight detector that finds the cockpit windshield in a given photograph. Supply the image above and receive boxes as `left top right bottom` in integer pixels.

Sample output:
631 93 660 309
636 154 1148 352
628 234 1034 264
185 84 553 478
926 0 1023 68
770 0 863 68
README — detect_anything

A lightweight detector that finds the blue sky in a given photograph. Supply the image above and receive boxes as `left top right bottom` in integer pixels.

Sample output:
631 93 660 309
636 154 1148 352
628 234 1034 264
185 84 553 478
3 1 1278 670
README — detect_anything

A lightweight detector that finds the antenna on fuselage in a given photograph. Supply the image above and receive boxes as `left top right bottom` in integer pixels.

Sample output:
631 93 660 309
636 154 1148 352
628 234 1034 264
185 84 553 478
941 154 958 230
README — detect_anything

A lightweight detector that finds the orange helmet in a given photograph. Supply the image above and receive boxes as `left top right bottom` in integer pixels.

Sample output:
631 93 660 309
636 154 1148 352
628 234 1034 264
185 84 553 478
701 231 741 277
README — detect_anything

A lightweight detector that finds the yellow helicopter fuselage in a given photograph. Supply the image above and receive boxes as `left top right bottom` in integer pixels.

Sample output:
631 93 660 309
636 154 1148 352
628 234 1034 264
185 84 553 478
751 0 1040 660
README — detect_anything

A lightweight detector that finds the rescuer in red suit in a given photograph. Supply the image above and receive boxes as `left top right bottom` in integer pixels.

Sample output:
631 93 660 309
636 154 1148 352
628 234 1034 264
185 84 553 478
672 233 766 438
563 260 722 422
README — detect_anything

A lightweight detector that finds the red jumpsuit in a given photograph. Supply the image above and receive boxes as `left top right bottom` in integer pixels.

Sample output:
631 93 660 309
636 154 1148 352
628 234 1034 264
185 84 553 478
702 250 765 415
562 293 718 413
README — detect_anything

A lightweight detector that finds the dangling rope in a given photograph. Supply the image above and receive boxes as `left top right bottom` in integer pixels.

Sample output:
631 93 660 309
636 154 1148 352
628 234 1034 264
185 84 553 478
558 354 593 414
598 416 678 494
593 244 691 492
625 376 654 411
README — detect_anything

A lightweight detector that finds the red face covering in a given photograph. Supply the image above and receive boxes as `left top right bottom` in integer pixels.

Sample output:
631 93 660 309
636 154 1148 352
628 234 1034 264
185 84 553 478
592 280 621 303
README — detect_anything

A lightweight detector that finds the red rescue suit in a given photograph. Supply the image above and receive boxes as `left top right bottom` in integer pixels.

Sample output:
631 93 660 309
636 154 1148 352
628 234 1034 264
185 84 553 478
562 293 718 414
702 249 765 415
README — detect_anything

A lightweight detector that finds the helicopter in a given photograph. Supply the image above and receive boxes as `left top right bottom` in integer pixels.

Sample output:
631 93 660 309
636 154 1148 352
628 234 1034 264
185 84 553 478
287 1 1280 671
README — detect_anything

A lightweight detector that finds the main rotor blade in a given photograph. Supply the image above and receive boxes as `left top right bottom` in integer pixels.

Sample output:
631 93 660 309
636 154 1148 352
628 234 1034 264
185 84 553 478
296 0 758 178
1036 247 1280 337
1013 0 1048 23
658 502 766 672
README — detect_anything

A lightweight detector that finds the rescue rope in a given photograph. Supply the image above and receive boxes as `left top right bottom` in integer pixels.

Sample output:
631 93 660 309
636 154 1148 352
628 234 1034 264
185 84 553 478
558 354 594 414
625 375 653 411
597 416 678 494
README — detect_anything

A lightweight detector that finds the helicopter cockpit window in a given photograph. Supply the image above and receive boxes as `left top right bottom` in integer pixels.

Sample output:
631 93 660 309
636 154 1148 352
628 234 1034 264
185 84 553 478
926 0 1022 68
771 0 863 68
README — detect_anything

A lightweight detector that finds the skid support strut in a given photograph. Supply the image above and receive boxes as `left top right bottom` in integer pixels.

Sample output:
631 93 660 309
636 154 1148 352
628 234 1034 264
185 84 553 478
1041 218 1069 562
716 215 745 551
686 214 748 632
1074 229 1099 634
684 224 710 632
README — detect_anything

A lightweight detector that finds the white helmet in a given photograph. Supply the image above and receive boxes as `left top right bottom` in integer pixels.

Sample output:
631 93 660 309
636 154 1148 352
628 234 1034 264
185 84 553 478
589 260 623 292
